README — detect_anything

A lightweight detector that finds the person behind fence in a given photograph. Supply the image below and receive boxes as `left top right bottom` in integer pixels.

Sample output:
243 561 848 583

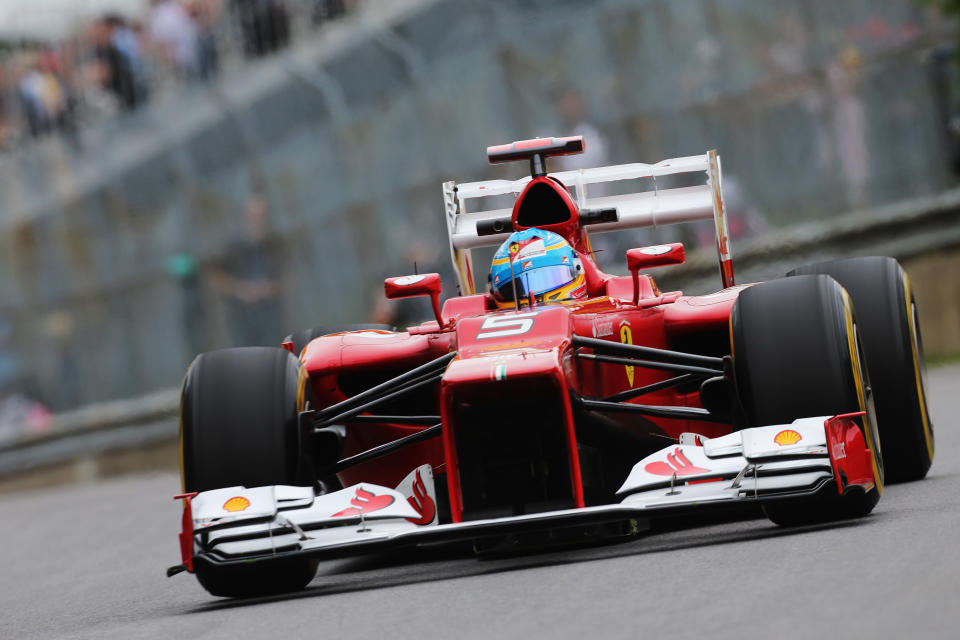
149 0 200 77
233 0 291 58
90 16 147 110
211 194 287 346
16 50 71 137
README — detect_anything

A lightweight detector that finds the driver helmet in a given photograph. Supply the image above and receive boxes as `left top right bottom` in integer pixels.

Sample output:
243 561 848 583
489 228 586 306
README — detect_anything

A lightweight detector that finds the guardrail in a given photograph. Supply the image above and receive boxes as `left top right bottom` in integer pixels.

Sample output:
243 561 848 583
0 388 179 480
2 187 959 484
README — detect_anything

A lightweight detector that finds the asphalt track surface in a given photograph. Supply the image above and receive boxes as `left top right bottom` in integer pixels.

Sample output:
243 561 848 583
2 366 959 640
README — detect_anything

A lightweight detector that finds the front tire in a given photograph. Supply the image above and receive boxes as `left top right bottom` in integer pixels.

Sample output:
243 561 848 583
180 347 316 596
730 275 883 525
193 557 319 600
788 257 934 482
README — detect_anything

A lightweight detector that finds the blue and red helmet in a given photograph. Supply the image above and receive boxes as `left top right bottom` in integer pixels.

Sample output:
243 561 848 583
489 228 586 305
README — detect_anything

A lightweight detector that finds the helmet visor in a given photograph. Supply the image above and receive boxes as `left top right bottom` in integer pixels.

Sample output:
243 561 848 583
494 264 576 302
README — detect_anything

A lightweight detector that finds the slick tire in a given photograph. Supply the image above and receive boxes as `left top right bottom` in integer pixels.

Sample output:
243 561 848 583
193 557 319 600
788 257 934 482
181 347 305 492
180 347 316 597
283 323 395 357
730 275 883 525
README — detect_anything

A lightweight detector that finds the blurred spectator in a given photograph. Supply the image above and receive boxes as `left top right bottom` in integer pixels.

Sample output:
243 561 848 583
932 45 960 180
166 252 210 359
211 194 287 346
90 17 147 111
233 0 290 58
149 0 200 77
552 89 610 173
827 46 870 211
16 50 71 137
189 0 223 81
0 0 358 149
0 62 12 147
765 14 810 77
312 0 350 25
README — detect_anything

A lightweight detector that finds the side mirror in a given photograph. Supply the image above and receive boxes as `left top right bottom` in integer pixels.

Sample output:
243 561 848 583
626 243 685 306
384 273 445 327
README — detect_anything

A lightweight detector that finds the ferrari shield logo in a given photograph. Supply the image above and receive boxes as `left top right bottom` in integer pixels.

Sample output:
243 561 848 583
620 323 634 387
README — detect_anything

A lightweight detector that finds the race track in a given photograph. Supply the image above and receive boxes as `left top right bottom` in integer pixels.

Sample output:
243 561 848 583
2 365 959 640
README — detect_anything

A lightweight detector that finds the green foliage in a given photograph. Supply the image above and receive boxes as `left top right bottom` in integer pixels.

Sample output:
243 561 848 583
921 0 960 15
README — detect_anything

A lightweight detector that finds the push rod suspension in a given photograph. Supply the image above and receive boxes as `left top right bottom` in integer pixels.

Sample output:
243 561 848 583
580 398 728 424
316 351 456 420
344 415 442 425
602 373 700 403
331 424 443 474
315 372 443 429
577 352 723 377
572 336 724 369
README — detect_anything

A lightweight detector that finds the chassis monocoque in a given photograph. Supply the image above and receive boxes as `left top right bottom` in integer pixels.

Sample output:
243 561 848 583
170 136 934 598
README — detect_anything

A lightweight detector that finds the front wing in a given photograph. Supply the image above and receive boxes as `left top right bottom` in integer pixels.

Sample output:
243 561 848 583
169 414 876 574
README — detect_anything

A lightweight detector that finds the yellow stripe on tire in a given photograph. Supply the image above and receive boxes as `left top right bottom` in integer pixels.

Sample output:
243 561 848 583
903 274 934 462
842 289 883 494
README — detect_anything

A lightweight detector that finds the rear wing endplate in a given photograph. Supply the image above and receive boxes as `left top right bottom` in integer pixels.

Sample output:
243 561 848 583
443 150 733 295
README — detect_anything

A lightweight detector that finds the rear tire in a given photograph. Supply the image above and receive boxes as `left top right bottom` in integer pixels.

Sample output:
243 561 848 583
730 275 883 525
180 347 316 596
788 257 934 482
283 323 395 357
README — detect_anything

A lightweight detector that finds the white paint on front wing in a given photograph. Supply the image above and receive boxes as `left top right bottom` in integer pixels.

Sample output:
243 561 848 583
193 483 420 533
193 486 285 525
211 519 420 557
620 470 833 511
617 418 834 496
740 417 830 459
701 431 745 457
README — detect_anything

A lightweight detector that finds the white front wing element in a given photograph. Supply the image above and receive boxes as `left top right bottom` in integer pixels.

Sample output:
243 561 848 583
180 418 846 565
193 483 422 558
618 417 835 510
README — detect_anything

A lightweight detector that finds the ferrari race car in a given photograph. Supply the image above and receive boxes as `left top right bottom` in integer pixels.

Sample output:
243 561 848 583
169 136 934 598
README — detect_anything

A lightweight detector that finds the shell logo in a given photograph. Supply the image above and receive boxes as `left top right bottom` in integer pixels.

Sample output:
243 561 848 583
223 496 251 512
774 430 802 446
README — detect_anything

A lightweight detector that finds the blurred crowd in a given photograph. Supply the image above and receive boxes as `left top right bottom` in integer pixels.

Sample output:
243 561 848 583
0 0 356 148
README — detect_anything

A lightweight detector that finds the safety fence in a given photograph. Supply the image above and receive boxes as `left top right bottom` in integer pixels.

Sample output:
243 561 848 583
0 0 955 424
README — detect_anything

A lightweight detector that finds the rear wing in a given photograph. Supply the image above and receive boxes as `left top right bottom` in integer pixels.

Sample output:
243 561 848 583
443 149 733 295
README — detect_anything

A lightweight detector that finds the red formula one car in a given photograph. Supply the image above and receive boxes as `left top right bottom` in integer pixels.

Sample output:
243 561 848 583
170 136 933 597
